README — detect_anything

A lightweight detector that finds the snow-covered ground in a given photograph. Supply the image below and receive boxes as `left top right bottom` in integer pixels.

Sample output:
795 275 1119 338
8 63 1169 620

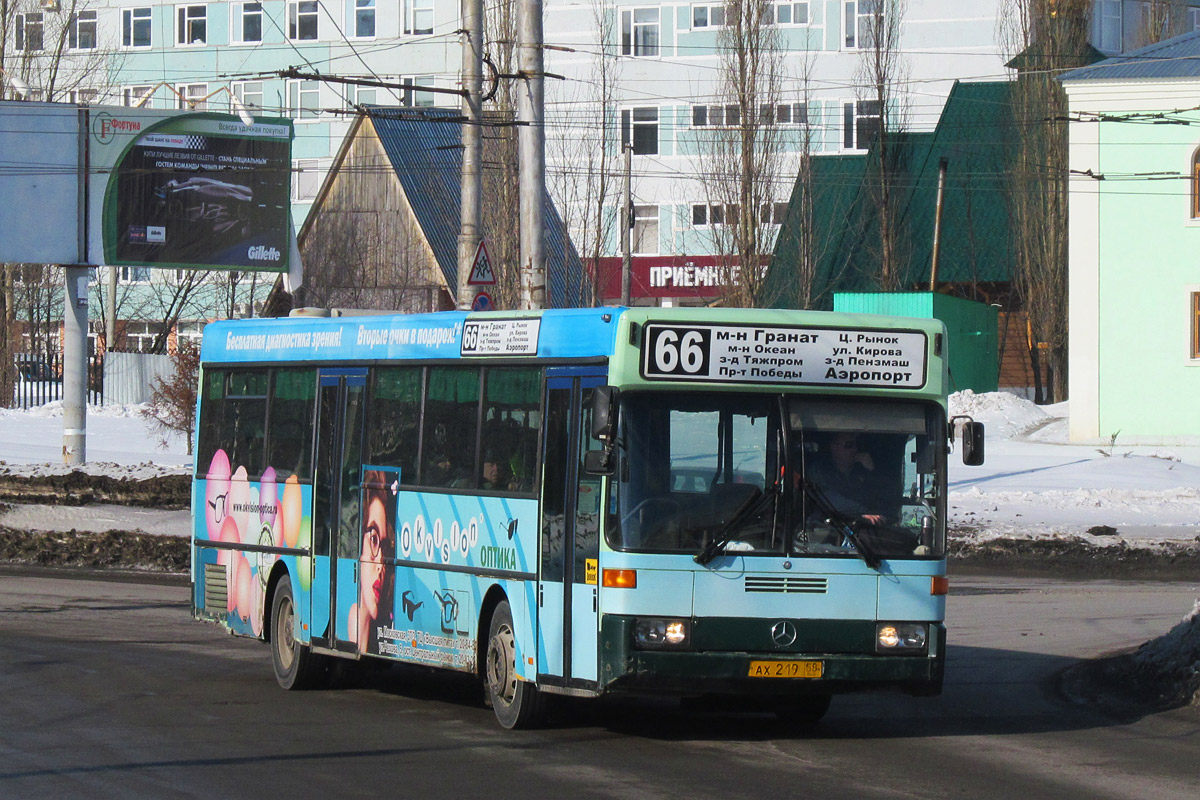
948 391 1200 545
1 392 1199 546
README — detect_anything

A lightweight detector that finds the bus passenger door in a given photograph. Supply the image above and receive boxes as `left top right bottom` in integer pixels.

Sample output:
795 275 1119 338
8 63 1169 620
540 371 604 689
310 369 367 654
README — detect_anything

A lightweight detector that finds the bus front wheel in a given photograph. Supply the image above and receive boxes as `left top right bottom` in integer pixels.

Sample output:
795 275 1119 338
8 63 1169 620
484 600 544 729
270 574 325 690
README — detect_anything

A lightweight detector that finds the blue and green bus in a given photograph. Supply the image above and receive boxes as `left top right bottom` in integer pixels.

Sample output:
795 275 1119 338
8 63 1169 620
191 307 982 728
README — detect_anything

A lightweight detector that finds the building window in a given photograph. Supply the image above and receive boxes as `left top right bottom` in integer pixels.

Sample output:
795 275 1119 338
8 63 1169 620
177 83 209 109
69 11 98 49
15 13 44 52
692 3 725 29
125 321 166 352
232 81 263 112
1192 148 1200 218
288 79 321 119
123 85 155 107
401 76 436 107
771 1 810 25
120 267 152 284
405 0 434 35
621 8 660 57
70 89 98 104
177 5 208 46
692 203 728 226
232 2 263 44
777 101 808 125
294 158 321 201
760 202 788 225
355 0 376 37
844 0 881 49
1191 291 1200 359
122 8 153 48
288 1 318 40
632 205 659 255
1191 7 1200 32
1093 0 1123 53
177 320 206 346
347 85 377 108
843 99 880 150
621 107 659 155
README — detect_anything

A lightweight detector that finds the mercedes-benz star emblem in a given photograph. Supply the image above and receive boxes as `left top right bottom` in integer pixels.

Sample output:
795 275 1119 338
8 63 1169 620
771 621 798 648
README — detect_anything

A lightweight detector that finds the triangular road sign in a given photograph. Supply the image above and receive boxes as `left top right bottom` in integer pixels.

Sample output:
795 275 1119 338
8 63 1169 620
468 241 496 285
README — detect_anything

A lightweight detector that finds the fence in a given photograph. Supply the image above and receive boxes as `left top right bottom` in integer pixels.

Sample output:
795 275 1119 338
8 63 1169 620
11 350 170 410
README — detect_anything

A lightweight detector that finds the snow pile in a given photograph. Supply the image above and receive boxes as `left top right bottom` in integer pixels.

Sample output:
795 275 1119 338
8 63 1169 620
1130 601 1200 706
0 400 152 420
949 389 1055 441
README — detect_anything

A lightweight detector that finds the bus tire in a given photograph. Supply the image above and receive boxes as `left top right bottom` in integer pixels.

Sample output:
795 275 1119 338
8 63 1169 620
485 600 544 729
774 693 831 725
271 574 325 690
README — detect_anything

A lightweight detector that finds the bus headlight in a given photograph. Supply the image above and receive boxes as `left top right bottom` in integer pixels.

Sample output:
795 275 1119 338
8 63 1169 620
634 618 691 649
876 623 928 655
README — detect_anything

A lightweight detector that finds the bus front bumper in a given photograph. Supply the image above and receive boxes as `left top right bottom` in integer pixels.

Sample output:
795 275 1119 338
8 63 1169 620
598 615 945 697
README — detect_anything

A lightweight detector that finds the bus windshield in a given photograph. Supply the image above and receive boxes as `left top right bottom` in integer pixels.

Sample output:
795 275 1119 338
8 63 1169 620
609 392 946 561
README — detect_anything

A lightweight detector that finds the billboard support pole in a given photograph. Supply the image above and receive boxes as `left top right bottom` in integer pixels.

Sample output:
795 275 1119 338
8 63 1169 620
63 107 90 465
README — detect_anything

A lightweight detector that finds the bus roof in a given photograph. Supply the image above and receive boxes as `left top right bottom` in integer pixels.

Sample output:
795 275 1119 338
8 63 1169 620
199 307 947 395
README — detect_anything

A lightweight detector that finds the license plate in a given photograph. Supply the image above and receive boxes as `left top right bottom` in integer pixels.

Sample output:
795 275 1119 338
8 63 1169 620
748 660 824 679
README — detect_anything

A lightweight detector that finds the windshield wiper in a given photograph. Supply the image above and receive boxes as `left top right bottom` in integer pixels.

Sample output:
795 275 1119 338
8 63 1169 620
694 481 780 565
798 478 882 571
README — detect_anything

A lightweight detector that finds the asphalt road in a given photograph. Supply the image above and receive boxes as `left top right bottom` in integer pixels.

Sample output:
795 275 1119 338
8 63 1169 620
1 568 1197 800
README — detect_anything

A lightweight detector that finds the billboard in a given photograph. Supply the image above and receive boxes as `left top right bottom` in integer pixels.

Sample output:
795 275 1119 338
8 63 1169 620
0 102 82 264
94 110 293 272
0 103 293 273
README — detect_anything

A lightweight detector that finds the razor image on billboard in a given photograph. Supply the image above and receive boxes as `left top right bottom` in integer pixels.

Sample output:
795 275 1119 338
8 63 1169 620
101 112 292 272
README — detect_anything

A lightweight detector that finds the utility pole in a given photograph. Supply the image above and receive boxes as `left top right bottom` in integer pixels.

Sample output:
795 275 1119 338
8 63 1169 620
63 107 90 465
928 157 948 292
457 0 484 310
620 144 632 306
517 0 546 309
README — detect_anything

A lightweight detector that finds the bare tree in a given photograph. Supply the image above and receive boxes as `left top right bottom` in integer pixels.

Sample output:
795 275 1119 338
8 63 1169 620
1 0 119 102
699 0 788 308
480 0 525 310
787 47 830 310
854 0 909 292
544 0 619 307
1000 0 1090 404
1136 0 1187 48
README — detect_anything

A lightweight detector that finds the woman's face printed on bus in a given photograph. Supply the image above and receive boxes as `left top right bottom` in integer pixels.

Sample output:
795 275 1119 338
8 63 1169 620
359 495 388 621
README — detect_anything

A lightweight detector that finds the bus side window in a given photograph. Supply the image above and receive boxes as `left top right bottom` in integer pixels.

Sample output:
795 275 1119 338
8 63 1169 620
266 368 316 481
196 369 227 476
369 367 421 485
421 367 480 488
222 371 267 477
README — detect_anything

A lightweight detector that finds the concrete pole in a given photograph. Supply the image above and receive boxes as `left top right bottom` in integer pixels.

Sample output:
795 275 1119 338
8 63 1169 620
456 0 484 310
620 144 632 306
517 0 546 309
63 268 88 465
63 106 90 465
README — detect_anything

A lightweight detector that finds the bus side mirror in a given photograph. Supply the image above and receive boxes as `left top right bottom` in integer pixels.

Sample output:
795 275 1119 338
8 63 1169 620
591 385 619 442
583 449 615 476
961 421 985 466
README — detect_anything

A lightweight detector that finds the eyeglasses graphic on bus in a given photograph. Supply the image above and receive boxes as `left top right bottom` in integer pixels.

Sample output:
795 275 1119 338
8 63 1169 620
208 492 228 524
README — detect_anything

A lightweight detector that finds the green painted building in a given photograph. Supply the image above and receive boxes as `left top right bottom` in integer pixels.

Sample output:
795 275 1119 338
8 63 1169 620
1062 32 1200 444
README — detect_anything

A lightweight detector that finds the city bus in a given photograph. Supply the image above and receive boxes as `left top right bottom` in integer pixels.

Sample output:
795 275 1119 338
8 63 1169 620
191 306 983 728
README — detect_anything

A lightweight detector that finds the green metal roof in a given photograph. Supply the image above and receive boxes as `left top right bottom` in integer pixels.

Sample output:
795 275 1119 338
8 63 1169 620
771 81 1015 309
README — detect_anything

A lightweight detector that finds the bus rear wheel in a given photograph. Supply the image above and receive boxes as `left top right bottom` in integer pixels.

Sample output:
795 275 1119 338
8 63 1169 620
484 600 544 729
271 574 325 690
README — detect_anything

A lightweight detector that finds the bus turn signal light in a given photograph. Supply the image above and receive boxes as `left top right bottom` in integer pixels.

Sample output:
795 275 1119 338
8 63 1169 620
602 569 637 589
931 576 949 596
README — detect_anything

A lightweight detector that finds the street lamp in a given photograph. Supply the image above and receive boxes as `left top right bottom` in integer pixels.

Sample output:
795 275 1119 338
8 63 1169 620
132 82 255 126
